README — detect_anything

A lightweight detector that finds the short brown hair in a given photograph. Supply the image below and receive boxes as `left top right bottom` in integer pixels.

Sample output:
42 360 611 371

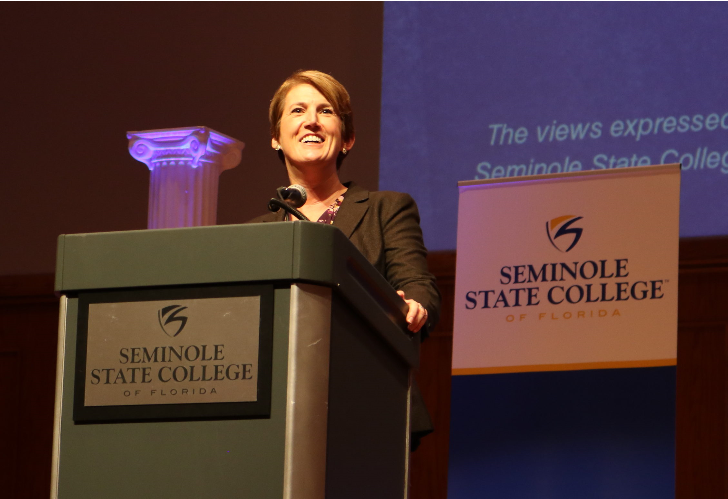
269 70 354 168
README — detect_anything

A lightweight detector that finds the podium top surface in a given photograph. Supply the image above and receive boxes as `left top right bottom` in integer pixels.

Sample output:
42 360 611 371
57 222 356 292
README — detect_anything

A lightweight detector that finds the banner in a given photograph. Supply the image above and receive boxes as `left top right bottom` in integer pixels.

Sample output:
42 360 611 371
448 165 680 498
453 164 680 374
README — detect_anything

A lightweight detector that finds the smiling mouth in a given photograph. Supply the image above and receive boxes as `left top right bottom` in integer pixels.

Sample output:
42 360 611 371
301 135 324 144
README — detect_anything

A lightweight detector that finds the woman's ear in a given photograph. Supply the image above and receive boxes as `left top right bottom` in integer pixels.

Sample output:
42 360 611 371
344 134 355 152
271 137 281 150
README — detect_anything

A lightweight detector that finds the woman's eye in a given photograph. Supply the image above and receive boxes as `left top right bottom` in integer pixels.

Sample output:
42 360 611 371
291 107 304 113
321 108 334 115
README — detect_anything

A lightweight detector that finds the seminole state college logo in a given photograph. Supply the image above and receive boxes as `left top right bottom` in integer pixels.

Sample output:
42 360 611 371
157 305 189 337
546 215 583 253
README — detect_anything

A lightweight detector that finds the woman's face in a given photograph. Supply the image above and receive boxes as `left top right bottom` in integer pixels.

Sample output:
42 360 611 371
272 84 352 170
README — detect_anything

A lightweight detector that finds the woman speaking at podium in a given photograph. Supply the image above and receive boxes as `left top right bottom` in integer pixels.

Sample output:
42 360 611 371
250 70 441 449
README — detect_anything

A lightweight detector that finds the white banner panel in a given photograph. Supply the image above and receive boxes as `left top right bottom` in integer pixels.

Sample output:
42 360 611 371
453 164 680 374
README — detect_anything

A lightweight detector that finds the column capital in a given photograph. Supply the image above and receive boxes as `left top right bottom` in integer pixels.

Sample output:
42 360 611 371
127 126 244 171
127 126 244 228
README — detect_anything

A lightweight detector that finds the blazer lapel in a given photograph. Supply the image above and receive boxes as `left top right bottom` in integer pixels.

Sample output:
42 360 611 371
334 182 370 238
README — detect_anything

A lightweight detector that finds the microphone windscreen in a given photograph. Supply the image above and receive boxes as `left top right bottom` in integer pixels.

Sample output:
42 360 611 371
285 184 307 208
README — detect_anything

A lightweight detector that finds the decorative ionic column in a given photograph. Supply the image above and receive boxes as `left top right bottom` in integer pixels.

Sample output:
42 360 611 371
127 126 244 229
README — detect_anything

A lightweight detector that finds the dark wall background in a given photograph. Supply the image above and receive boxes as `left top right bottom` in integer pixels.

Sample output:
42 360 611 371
0 3 383 276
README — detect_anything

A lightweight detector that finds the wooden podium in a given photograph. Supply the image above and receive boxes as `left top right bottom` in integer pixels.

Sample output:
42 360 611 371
51 222 418 499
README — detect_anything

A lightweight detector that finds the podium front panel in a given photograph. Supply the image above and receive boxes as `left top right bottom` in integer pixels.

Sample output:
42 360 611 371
53 288 292 499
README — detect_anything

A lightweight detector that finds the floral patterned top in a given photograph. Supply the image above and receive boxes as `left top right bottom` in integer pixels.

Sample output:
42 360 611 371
315 191 346 225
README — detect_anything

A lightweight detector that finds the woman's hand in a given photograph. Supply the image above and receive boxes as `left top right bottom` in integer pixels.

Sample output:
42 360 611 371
397 290 428 333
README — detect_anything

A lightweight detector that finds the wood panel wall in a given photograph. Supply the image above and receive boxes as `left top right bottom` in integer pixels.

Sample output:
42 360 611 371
1 236 726 499
0 275 58 499
409 252 456 499
676 237 728 499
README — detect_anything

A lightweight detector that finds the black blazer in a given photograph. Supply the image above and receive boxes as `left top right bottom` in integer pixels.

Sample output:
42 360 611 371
250 182 441 332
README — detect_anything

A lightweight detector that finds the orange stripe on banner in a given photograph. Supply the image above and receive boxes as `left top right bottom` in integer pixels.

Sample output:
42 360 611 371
452 358 677 376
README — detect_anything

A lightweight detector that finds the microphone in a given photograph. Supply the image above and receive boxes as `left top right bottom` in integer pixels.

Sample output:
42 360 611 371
268 184 309 221
278 184 307 208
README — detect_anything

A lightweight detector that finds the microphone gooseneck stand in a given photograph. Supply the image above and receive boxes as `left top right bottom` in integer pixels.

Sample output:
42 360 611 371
268 185 310 221
267 198 309 221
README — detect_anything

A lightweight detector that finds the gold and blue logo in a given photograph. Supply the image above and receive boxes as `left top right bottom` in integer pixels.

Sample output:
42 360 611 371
546 215 583 253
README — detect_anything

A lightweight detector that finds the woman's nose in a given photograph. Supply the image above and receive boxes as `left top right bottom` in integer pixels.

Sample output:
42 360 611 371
303 109 319 125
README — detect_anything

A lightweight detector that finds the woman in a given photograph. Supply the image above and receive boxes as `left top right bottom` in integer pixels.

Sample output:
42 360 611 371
251 70 441 447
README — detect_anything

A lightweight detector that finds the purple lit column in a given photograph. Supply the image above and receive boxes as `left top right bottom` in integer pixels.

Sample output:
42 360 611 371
127 127 244 229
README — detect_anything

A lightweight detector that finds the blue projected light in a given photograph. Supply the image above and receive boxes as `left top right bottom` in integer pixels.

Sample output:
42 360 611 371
380 3 728 250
